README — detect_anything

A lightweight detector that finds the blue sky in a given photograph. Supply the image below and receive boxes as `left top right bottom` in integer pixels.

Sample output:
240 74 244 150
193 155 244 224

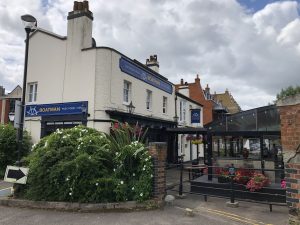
238 0 300 12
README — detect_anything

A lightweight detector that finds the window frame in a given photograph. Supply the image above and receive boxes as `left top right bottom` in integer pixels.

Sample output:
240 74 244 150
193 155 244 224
28 82 38 103
163 96 167 114
146 90 152 110
123 80 132 104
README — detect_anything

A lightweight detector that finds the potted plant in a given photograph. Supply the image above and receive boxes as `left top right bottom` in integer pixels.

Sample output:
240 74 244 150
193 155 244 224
216 167 231 183
246 173 270 192
234 168 253 185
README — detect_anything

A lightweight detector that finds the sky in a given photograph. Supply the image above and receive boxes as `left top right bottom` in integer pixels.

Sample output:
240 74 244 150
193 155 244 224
0 0 300 110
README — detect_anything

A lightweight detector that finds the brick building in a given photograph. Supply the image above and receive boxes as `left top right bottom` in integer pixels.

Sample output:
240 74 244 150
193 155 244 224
0 86 22 124
175 75 227 125
213 89 241 114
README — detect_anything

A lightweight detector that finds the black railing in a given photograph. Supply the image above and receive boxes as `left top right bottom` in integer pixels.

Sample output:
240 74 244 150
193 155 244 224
166 162 286 212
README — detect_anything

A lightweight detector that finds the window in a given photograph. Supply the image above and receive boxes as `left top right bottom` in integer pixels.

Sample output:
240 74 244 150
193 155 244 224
163 96 167 114
146 90 152 110
28 83 38 103
179 100 186 122
123 81 131 104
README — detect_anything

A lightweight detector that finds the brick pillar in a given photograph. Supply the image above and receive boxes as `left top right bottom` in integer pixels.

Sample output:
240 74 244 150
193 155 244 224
277 94 300 225
148 142 167 200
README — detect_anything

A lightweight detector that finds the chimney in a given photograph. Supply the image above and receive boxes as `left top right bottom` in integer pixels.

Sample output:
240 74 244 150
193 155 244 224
180 79 184 85
146 54 159 73
195 74 200 85
205 84 210 93
0 86 5 96
67 1 93 49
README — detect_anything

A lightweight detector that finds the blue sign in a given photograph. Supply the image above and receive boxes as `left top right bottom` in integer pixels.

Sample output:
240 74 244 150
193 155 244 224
25 101 88 117
191 109 201 123
119 57 173 94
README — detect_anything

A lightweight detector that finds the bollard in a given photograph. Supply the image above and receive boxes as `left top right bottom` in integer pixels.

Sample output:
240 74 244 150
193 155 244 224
230 176 235 203
179 155 184 196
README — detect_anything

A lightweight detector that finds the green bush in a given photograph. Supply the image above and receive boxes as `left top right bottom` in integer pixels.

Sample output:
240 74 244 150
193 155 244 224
0 124 31 177
276 85 300 100
23 125 153 203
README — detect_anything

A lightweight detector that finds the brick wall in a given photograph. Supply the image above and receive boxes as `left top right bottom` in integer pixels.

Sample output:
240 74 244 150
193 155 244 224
175 76 214 125
148 142 167 200
277 94 300 224
279 104 300 153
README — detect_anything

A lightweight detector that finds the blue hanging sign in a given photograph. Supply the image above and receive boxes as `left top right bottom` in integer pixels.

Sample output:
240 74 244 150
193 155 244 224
191 109 201 123
25 101 88 117
119 57 173 94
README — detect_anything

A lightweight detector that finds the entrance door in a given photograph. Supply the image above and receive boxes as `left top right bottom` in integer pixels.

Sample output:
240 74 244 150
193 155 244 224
41 114 87 138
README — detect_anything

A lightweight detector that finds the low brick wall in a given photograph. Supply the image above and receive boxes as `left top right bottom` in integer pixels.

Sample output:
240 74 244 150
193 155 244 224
0 198 163 212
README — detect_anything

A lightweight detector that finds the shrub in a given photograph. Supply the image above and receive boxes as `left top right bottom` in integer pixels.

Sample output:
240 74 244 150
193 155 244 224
0 124 31 177
23 125 153 203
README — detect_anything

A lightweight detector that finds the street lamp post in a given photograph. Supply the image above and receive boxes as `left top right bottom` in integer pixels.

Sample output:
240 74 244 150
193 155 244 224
126 101 135 124
17 14 37 166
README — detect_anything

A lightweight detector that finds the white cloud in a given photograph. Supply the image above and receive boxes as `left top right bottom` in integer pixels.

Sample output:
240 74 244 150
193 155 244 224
0 0 299 110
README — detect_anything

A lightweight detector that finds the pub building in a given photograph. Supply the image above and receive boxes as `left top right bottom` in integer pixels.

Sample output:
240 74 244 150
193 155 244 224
24 1 204 163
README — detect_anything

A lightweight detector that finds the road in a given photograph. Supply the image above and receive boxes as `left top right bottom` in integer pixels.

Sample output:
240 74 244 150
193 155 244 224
0 204 249 225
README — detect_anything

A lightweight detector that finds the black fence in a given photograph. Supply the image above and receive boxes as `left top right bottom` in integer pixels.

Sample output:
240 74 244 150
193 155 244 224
166 160 286 212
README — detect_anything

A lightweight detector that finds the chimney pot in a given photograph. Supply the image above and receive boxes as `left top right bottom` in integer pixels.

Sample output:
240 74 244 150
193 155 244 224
73 1 78 11
180 79 184 85
83 1 89 10
78 2 83 10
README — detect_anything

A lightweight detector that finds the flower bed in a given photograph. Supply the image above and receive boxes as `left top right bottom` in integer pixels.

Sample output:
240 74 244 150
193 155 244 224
215 166 270 191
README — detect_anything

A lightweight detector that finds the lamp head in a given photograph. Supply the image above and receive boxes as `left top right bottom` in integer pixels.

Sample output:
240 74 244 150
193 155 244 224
21 14 37 31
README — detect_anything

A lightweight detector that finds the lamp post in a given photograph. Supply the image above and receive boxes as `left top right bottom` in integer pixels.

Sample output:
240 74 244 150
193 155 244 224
17 14 37 166
126 101 135 125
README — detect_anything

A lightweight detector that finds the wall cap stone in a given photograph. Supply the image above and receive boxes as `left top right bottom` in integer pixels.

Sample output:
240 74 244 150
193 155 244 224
277 93 300 107
0 198 163 212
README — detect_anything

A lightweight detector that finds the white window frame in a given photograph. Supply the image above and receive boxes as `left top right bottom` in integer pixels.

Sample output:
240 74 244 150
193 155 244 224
179 100 186 122
163 96 167 114
146 90 152 110
123 80 131 104
28 82 38 103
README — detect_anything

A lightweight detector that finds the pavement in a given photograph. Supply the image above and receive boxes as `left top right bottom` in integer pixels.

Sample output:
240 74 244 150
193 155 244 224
0 170 289 225
0 181 12 197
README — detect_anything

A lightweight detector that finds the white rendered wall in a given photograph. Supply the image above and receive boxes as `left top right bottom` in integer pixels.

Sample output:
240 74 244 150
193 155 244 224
26 32 66 104
94 48 176 124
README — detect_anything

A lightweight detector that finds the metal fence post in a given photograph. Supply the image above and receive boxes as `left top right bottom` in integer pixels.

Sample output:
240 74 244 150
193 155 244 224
179 155 183 196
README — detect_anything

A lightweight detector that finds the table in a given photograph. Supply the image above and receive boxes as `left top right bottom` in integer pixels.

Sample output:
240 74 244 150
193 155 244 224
184 165 206 180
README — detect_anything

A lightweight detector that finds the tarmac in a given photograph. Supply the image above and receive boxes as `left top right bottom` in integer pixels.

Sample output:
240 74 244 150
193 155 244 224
0 168 290 225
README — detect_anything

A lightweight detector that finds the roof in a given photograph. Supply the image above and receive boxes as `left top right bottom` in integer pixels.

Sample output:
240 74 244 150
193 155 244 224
214 90 241 114
29 28 67 40
176 92 203 107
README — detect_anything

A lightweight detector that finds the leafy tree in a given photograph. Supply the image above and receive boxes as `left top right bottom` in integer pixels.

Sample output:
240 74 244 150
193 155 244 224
0 124 31 177
276 85 300 100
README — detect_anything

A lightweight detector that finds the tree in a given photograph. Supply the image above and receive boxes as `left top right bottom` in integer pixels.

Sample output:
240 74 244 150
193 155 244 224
276 86 300 101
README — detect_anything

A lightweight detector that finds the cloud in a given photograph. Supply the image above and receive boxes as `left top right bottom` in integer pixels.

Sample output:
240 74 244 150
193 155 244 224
0 0 299 110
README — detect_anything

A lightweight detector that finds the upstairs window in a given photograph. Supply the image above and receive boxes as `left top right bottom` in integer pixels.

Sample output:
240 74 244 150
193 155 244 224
163 96 167 114
123 81 131 104
146 90 152 110
179 100 186 122
28 82 38 103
